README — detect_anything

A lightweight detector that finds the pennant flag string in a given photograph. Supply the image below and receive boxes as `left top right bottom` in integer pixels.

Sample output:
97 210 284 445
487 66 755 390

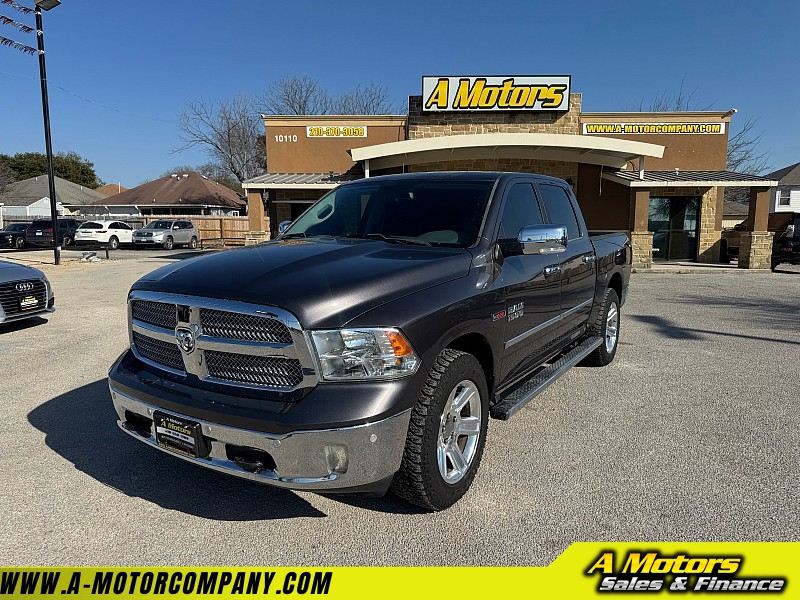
1 0 34 14
0 34 36 54
0 14 34 32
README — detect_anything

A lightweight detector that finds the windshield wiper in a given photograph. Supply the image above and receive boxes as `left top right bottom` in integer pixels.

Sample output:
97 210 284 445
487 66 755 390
280 232 307 239
344 233 431 246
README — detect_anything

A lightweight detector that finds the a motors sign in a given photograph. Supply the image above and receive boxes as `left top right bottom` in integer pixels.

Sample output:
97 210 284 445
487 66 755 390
422 76 571 112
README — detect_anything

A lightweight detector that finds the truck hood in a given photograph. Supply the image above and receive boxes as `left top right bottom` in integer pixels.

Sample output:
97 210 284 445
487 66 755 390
132 238 472 328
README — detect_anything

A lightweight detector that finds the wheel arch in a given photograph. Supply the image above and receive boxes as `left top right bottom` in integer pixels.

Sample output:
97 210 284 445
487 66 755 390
445 332 494 395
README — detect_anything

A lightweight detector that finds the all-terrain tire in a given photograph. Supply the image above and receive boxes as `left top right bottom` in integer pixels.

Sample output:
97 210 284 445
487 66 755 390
581 287 620 367
390 349 489 511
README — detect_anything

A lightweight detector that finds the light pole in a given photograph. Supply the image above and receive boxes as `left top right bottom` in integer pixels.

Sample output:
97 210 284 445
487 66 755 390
34 0 61 264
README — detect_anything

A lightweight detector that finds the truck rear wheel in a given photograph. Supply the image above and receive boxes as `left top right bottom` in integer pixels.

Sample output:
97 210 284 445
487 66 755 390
390 349 488 511
581 287 620 367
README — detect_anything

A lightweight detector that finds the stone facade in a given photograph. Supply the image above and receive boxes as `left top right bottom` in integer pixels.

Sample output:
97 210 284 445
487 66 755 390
738 232 773 270
407 93 582 138
630 231 654 269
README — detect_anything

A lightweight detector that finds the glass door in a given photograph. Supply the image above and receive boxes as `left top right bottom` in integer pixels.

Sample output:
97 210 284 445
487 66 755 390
648 197 700 261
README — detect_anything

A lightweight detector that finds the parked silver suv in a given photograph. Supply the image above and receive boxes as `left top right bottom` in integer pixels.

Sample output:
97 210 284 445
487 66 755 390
133 219 199 250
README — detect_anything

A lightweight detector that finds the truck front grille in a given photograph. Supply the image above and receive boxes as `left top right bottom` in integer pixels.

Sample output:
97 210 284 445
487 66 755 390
132 331 184 372
200 308 292 343
131 300 177 329
0 280 47 318
205 351 303 387
128 292 316 392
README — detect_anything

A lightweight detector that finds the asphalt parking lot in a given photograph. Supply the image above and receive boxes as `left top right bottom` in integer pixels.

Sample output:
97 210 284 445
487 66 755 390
0 250 798 566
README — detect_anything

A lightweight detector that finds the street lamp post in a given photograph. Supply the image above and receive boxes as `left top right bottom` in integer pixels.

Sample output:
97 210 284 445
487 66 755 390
34 0 61 265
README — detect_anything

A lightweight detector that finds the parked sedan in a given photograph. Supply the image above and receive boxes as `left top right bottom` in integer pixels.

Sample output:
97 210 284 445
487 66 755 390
132 219 199 250
0 259 54 326
0 223 31 249
74 220 134 250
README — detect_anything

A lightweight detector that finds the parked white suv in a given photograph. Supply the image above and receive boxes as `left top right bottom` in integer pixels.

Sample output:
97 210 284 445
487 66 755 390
133 219 199 250
74 220 134 249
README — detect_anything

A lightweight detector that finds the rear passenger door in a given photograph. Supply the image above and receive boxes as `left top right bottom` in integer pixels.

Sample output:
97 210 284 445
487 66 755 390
535 182 596 338
112 222 133 244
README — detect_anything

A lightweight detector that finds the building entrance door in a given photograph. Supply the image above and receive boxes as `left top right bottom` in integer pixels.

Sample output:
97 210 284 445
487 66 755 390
648 196 700 261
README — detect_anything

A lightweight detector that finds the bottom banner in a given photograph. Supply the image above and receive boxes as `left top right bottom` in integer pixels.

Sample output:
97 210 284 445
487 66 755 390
1 543 797 599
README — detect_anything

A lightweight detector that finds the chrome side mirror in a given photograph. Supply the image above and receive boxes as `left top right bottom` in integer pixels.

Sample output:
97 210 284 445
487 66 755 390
518 224 568 255
278 220 292 234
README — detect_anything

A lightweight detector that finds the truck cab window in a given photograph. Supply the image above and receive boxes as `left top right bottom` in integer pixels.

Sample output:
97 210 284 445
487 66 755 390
500 183 543 240
538 183 581 240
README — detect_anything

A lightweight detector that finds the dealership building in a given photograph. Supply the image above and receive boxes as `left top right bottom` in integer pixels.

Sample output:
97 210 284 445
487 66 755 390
242 76 778 269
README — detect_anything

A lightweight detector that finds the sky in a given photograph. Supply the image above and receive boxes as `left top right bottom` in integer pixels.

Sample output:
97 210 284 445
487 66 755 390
1 0 798 188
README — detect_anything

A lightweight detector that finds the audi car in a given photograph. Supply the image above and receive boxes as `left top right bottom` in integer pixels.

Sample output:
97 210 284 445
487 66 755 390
0 260 55 326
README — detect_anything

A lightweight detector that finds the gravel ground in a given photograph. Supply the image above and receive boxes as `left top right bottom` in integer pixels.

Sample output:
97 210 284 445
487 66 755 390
0 253 798 566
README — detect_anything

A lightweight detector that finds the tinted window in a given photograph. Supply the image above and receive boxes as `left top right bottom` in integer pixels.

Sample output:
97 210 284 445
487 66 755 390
79 222 103 229
537 184 581 239
149 221 173 230
499 183 543 240
115 222 132 230
284 179 494 248
29 220 52 228
6 224 28 232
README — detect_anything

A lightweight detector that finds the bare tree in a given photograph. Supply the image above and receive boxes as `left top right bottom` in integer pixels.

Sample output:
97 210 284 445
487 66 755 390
333 82 400 114
260 76 399 115
176 93 266 183
261 76 332 115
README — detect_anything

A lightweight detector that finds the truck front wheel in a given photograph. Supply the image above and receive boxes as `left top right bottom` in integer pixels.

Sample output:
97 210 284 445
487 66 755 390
390 349 489 511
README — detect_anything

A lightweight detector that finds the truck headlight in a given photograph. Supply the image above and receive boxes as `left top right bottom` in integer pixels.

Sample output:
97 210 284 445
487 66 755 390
310 328 419 381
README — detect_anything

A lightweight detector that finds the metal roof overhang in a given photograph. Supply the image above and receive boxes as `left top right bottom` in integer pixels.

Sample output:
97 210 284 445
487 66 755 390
349 133 665 170
603 170 779 188
242 173 340 190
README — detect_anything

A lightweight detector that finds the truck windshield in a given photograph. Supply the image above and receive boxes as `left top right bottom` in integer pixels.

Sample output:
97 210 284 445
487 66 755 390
282 179 494 248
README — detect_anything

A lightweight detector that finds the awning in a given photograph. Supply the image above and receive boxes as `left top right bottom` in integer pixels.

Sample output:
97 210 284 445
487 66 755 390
349 133 665 171
603 170 778 188
242 173 349 190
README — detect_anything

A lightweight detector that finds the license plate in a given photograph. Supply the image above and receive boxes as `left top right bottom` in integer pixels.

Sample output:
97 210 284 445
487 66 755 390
35 231 42 236
19 296 38 310
153 412 207 457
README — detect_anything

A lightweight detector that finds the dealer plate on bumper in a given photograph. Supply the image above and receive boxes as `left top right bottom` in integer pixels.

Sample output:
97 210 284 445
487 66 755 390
153 412 209 458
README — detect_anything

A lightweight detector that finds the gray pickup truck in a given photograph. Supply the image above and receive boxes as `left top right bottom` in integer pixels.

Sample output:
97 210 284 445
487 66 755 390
109 172 631 510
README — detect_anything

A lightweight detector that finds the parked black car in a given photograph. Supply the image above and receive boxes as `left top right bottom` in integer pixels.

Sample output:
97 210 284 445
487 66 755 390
0 223 31 249
24 218 81 247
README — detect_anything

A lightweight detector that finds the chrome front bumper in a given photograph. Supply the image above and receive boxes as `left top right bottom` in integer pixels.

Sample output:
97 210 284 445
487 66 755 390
109 384 411 491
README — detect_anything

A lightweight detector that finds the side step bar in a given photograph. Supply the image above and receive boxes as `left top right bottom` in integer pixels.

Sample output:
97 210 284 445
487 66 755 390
490 336 603 420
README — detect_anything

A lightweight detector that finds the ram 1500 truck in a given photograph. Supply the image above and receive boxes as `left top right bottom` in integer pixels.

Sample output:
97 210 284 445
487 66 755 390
109 172 630 510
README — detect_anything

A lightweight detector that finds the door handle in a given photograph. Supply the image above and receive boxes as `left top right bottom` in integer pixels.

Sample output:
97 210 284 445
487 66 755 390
583 255 596 263
543 265 561 276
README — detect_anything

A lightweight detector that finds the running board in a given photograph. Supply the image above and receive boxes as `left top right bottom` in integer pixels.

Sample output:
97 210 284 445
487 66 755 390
490 336 603 420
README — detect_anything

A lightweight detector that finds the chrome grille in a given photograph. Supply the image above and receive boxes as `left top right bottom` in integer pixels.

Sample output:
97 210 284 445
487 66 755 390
200 308 292 343
205 351 304 388
0 280 47 317
128 291 317 392
131 300 177 329
132 331 184 372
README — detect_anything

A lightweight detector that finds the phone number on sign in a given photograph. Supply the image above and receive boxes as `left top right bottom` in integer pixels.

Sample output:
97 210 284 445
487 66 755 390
306 126 367 138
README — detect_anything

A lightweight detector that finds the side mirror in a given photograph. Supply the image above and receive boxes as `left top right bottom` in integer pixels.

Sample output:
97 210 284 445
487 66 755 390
518 224 568 255
278 220 292 234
